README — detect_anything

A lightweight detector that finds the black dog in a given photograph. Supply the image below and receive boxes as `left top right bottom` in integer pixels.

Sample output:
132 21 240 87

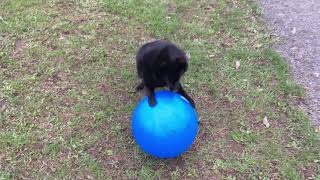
135 40 195 108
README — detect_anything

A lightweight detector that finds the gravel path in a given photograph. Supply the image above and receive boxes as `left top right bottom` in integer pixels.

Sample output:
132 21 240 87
259 0 320 125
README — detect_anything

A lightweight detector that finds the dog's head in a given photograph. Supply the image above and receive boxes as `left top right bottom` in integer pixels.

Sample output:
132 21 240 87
157 44 188 90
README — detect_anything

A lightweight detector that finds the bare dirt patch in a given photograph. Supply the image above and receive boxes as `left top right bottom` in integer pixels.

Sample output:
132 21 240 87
11 38 27 59
40 71 75 95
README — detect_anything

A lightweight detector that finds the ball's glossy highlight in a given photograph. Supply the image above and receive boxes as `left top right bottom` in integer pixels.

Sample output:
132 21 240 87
132 90 198 158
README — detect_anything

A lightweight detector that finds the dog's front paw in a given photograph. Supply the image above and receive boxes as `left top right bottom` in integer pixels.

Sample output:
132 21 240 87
148 97 157 107
135 82 144 91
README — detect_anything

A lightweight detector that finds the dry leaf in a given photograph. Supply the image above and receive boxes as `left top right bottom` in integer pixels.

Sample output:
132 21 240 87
186 51 191 59
291 27 296 34
263 116 270 128
255 43 263 48
236 61 240 69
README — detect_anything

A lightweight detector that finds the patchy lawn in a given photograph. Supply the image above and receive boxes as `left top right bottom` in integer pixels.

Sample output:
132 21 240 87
0 0 319 179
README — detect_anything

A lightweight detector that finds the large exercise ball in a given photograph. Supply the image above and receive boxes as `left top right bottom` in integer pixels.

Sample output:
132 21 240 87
132 90 198 158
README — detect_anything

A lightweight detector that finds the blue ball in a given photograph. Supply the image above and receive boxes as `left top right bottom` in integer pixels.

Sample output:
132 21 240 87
132 90 198 158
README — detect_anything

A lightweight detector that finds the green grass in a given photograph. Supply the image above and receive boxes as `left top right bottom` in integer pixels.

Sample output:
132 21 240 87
0 0 319 179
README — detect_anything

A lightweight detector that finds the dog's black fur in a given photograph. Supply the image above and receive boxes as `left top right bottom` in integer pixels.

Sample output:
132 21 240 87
135 40 195 108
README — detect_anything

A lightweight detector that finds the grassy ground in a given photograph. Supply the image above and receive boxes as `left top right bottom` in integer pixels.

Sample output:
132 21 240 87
0 0 319 179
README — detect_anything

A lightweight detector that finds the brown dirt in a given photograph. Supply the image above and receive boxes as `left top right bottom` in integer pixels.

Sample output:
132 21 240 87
11 38 26 59
40 70 75 95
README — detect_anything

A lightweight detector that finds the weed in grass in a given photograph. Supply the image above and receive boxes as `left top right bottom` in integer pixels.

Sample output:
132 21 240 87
81 154 105 179
230 130 257 145
43 142 61 156
0 171 13 180
0 131 29 149
56 161 72 178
